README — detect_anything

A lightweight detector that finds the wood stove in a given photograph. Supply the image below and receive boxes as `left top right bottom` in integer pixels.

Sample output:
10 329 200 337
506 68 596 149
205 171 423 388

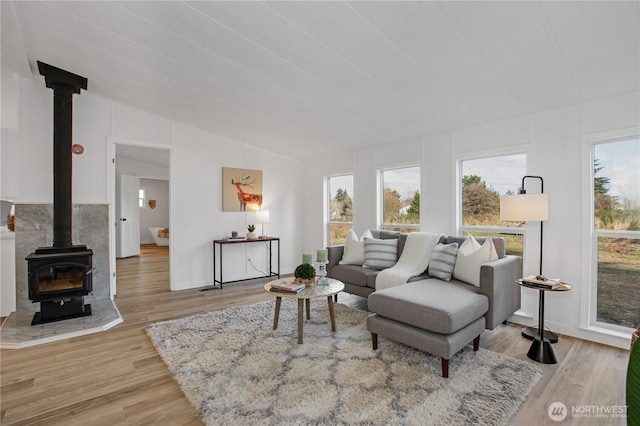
26 61 93 325
27 246 93 324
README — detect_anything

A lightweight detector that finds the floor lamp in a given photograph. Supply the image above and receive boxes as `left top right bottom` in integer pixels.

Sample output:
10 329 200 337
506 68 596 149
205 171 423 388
499 176 553 342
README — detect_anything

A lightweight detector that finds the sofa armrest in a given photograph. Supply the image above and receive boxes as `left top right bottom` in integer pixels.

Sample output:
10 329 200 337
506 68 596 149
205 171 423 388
478 255 522 329
327 245 344 278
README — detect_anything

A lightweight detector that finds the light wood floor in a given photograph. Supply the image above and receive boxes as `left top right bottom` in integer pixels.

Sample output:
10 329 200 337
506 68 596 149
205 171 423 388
1 246 629 425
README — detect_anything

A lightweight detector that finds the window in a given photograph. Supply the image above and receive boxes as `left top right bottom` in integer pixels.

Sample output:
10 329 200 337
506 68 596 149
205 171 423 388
459 154 526 257
327 175 353 246
138 189 146 208
590 137 639 330
380 166 420 232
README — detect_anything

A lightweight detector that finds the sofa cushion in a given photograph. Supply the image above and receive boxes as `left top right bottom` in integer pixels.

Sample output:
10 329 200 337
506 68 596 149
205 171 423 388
368 280 489 334
330 264 379 288
453 235 498 287
407 272 431 283
371 230 402 239
375 271 430 287
428 242 459 281
339 229 373 265
363 237 398 269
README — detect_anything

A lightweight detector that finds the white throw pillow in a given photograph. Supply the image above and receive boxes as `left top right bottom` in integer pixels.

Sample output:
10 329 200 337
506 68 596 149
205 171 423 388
453 235 498 287
363 237 398 270
339 229 373 265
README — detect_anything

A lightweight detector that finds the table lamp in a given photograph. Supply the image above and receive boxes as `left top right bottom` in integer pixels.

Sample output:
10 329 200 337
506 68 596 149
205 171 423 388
255 209 270 238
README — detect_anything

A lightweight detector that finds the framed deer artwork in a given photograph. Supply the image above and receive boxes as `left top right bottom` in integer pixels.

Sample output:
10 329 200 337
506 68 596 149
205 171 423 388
222 167 263 211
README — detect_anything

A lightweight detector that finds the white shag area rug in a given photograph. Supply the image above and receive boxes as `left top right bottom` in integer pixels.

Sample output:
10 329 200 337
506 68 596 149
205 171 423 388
146 300 541 426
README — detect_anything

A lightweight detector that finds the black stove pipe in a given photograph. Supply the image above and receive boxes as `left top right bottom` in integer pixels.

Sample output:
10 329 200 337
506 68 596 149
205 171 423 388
37 61 87 248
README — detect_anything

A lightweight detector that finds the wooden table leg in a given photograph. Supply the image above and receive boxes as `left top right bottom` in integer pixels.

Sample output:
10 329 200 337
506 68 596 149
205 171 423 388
327 296 336 332
273 296 282 330
297 299 304 344
305 298 311 320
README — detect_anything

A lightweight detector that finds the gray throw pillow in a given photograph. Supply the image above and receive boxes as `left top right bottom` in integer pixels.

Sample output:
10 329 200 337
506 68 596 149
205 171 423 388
428 242 459 281
363 237 398 270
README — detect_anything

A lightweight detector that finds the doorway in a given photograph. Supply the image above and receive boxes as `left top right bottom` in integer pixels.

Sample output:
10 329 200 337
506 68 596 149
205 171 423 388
109 140 171 297
139 177 170 248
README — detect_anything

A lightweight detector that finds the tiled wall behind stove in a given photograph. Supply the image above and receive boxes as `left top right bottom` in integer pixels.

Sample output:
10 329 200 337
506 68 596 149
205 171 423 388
14 204 110 311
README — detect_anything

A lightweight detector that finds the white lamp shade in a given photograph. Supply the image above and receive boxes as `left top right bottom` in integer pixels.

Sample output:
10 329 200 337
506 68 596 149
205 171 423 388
255 209 270 223
500 194 549 221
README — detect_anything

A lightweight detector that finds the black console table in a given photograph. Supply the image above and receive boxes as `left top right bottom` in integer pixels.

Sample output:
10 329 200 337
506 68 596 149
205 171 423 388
211 237 280 288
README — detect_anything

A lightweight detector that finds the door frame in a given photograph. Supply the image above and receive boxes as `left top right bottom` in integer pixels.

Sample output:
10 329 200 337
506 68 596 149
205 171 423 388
107 137 173 297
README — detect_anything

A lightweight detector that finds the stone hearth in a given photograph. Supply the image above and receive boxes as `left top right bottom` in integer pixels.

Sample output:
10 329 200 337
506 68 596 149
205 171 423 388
0 299 122 349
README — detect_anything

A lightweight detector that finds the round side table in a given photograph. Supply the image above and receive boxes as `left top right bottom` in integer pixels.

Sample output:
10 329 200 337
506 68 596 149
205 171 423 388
264 278 344 344
517 279 572 364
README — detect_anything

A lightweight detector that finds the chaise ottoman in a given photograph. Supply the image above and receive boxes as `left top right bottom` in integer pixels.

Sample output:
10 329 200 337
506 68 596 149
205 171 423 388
367 280 489 378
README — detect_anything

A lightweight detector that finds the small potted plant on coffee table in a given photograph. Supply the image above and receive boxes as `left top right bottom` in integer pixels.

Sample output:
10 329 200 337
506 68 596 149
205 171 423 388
246 224 257 240
293 263 316 287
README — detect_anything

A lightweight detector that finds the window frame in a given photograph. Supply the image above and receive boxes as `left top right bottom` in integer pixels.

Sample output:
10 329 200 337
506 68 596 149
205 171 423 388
456 150 527 257
138 188 146 209
326 174 354 246
378 165 421 232
581 128 640 336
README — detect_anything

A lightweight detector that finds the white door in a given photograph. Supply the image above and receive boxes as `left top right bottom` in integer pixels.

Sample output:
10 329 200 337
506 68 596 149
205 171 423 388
116 174 140 258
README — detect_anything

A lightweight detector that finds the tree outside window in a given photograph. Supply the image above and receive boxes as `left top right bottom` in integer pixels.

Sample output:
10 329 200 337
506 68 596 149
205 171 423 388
328 175 353 246
460 154 525 257
381 167 420 232
592 137 639 330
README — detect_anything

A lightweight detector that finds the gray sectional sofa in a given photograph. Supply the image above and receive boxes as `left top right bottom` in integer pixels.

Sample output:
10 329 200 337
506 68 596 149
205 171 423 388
327 229 521 330
327 230 522 377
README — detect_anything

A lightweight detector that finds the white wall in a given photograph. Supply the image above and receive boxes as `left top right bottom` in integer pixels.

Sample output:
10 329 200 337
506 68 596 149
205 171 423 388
1 71 21 200
7 72 637 347
1 1 27 201
8 77 304 293
311 93 639 349
116 156 170 180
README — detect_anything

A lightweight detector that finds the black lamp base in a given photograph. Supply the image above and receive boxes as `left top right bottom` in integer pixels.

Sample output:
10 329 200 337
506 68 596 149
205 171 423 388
527 338 557 364
522 326 558 343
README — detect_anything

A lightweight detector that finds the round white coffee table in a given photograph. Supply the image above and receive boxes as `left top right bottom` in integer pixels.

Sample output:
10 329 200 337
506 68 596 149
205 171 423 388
264 278 344 344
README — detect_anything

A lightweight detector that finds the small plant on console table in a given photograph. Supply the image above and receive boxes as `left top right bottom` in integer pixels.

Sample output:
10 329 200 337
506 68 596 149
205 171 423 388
246 224 257 240
294 263 316 287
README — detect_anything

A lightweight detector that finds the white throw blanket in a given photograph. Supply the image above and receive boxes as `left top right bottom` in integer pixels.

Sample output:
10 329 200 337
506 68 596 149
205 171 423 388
375 232 442 290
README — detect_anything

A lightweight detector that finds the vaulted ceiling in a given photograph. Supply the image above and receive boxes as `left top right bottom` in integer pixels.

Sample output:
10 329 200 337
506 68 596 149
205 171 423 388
4 1 639 160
